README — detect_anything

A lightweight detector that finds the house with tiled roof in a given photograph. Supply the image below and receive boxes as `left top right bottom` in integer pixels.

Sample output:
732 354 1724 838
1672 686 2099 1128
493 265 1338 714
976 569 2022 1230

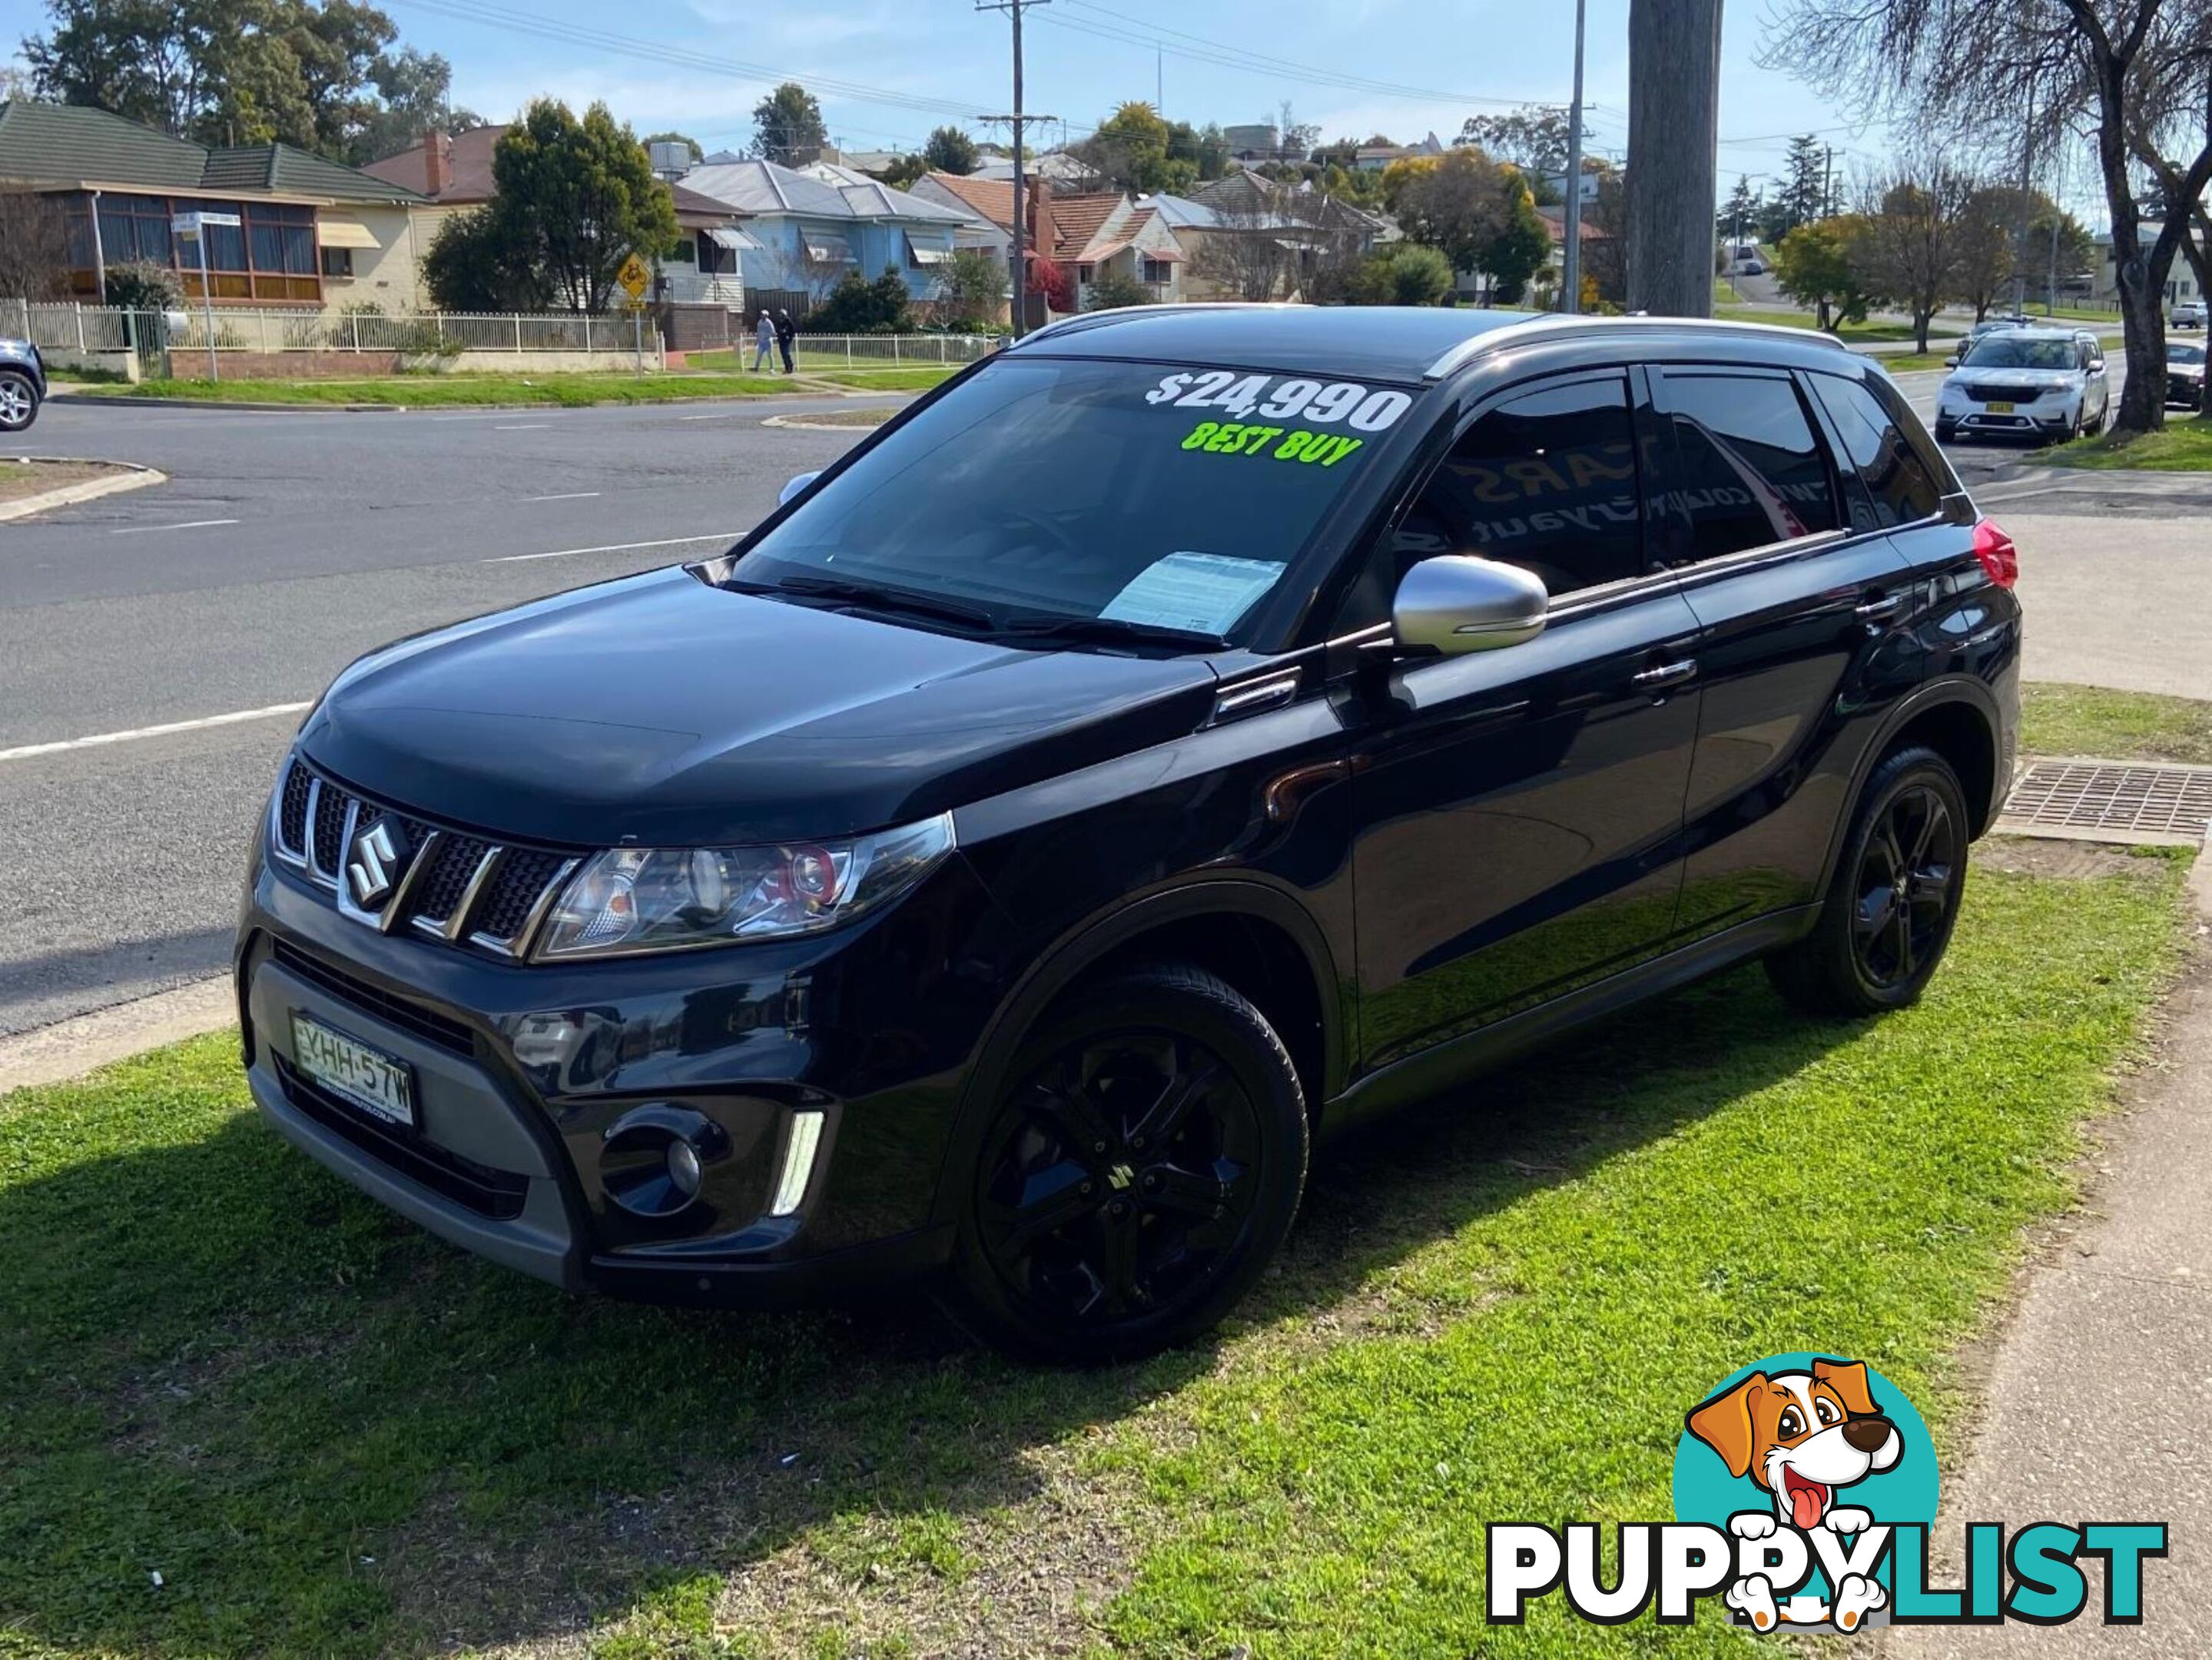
1153 174 1386 301
0 100 425 311
909 170 1189 313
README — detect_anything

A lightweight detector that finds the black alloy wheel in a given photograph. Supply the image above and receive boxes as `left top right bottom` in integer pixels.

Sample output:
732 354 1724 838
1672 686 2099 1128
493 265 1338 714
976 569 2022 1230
1848 782 1960 994
1768 745 1971 1017
950 965 1308 1362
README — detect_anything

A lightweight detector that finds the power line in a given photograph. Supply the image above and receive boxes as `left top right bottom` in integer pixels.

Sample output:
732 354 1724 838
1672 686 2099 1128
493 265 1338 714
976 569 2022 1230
386 0 990 123
1036 1 1555 108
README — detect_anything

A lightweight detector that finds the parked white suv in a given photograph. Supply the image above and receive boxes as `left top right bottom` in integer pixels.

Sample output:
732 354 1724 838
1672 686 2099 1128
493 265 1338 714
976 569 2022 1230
1935 327 2110 444
2172 300 2207 329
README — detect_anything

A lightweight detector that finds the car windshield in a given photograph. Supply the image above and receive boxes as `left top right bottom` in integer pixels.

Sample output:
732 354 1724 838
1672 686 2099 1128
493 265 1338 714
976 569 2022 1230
731 354 1411 642
1962 336 2077 370
2169 343 2206 365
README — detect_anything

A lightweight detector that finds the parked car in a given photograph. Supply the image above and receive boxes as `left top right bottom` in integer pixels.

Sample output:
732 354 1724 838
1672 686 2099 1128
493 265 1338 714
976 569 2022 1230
0 338 45 433
1730 256 1767 276
1936 326 2110 443
2167 339 2207 407
237 307 2021 1361
2171 300 2207 329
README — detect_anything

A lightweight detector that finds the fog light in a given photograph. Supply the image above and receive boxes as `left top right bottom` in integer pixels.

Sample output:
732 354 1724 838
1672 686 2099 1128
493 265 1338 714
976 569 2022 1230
769 1110 824 1217
667 1137 702 1197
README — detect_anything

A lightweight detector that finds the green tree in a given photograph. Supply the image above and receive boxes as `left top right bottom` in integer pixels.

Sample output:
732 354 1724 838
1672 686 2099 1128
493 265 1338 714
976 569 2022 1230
1391 148 1549 304
422 206 536 310
1458 105 1576 201
1355 241 1453 305
1765 134 1829 238
751 81 825 166
921 124 978 174
485 99 680 311
357 47 480 164
1720 174 1763 245
934 247 1007 328
1770 214 1877 329
1077 101 1197 194
277 0 394 158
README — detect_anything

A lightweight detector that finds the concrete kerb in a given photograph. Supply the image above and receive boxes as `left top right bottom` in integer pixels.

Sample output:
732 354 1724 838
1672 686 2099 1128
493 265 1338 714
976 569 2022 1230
0 976 234 1095
0 458 167 523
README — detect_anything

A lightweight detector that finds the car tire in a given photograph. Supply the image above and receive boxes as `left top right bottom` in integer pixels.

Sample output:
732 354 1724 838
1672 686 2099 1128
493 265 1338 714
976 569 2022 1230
946 963 1309 1363
1766 745 1970 1019
1934 421 1958 444
0 369 38 433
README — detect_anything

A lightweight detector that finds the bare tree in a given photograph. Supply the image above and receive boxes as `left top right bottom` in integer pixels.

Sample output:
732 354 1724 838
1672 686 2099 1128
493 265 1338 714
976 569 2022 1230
0 193 75 301
1851 161 1979 351
1189 183 1295 300
1762 0 2212 433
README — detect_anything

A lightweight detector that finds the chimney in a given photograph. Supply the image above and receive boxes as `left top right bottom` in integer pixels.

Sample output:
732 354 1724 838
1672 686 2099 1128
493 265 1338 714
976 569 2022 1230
423 128 448 198
1030 173 1053 257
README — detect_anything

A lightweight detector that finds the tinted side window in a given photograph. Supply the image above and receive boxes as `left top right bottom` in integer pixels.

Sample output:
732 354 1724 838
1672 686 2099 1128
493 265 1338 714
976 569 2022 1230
1395 374 1645 598
1808 373 1942 531
1652 372 1840 563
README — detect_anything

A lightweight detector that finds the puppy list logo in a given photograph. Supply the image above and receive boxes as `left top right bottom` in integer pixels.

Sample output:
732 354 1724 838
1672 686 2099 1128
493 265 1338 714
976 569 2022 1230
1487 1352 2167 1632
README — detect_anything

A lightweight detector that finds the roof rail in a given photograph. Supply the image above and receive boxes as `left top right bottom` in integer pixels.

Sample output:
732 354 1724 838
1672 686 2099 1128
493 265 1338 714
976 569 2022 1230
1421 312 1853 382
1009 300 1302 350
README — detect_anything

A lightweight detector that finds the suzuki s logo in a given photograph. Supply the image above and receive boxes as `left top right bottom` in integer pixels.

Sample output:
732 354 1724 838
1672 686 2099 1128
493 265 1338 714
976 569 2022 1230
1106 1164 1135 1190
347 819 403 909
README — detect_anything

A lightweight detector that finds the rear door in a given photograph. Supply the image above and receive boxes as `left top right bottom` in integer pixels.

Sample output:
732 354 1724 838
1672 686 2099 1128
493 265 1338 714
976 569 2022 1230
1646 364 1924 941
1350 370 1703 1073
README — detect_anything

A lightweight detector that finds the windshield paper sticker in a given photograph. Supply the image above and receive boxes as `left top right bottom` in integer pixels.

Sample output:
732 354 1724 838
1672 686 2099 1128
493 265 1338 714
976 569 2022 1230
1147 371 1413 431
1181 419 1365 465
1100 551 1286 636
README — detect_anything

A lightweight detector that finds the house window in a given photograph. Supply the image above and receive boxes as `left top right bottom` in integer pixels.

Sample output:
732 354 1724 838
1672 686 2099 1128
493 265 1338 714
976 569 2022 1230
88 193 322 303
1141 256 1172 284
1076 262 1095 282
320 246 354 279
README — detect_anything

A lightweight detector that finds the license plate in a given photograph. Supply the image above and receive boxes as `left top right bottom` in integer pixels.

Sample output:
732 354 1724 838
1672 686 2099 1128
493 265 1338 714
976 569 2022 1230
1985 401 2015 414
290 1013 416 1127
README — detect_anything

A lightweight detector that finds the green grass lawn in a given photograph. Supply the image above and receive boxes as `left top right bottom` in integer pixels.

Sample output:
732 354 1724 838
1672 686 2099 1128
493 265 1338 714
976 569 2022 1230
2048 413 2212 470
685 350 967 391
1714 306 1928 344
2023 682 2212 765
0 858 2190 1657
78 372 799 408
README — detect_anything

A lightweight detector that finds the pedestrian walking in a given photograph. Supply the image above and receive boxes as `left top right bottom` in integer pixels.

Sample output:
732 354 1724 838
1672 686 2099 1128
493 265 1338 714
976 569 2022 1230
774 308 797 375
752 310 776 372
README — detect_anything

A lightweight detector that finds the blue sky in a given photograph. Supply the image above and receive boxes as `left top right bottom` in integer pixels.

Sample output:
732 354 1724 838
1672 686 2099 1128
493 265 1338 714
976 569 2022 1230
5 0 1899 199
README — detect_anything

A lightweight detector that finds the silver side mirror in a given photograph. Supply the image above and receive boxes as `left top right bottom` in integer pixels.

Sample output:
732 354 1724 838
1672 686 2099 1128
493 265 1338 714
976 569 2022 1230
1944 355 1958 368
1393 556 1548 655
779 470 821 506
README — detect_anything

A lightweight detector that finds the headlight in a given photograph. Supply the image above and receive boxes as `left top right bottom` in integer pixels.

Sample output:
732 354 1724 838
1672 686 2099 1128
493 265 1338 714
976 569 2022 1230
535 812 956 960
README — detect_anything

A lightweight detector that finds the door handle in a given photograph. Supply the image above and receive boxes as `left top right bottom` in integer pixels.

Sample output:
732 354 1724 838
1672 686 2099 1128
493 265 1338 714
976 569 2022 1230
1630 659 1698 691
1854 593 1903 621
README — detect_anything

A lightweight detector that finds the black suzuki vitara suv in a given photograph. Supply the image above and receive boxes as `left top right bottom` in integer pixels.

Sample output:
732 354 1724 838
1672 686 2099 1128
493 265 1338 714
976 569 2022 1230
237 306 2020 1360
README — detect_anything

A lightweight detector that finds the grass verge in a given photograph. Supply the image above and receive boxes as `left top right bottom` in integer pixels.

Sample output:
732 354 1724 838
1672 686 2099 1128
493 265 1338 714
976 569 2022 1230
2047 413 2212 470
2023 681 2212 765
808 367 960 391
1715 306 1928 344
75 372 798 408
0 856 2190 1657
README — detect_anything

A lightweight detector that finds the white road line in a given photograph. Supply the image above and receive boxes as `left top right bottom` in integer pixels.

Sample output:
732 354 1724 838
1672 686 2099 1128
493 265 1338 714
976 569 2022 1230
0 702 310 765
496 423 551 430
526 491 601 501
110 518 240 536
483 530 744 565
678 410 755 420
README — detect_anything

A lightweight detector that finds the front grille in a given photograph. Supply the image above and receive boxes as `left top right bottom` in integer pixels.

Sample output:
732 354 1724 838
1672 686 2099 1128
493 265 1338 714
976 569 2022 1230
271 938 476 1056
278 1057 527 1219
268 755 579 958
1964 381 2046 403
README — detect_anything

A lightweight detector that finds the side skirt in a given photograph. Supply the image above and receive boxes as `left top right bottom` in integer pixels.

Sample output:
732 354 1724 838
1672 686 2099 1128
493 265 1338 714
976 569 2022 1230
1325 904 1821 1134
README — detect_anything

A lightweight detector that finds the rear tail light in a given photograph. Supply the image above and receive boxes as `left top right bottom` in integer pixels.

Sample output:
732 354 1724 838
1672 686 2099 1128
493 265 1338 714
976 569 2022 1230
1972 519 2018 589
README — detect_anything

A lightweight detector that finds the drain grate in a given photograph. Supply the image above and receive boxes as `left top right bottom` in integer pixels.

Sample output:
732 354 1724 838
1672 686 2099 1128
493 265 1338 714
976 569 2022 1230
1998 759 2212 847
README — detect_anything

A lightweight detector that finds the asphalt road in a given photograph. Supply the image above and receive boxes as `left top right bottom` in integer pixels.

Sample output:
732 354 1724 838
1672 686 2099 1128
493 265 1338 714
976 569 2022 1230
0 357 2137 1038
0 393 877 1036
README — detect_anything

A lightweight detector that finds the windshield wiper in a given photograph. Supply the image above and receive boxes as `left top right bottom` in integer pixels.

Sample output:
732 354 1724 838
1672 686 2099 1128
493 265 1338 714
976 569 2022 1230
731 574 997 632
993 614 1226 652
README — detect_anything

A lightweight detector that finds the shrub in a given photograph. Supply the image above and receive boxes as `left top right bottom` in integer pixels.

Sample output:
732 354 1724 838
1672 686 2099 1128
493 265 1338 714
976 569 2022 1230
103 258 181 311
1085 270 1156 310
804 266 916 334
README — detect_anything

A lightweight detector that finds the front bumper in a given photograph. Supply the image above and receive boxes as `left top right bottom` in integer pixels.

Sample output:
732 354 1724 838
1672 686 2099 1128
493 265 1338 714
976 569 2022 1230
1939 400 2078 438
235 838 994 1305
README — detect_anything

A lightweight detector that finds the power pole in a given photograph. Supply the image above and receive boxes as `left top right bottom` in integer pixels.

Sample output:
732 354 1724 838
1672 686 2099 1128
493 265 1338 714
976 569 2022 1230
978 0 1049 337
1626 0 1724 317
1560 0 1588 314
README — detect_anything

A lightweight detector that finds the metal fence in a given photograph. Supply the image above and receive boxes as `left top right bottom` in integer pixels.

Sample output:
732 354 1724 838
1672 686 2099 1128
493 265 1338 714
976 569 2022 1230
790 334 1003 369
0 300 659 355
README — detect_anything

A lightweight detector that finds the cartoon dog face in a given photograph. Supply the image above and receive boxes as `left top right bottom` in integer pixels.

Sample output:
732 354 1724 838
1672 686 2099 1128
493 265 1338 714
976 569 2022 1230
1686 1358 1902 1530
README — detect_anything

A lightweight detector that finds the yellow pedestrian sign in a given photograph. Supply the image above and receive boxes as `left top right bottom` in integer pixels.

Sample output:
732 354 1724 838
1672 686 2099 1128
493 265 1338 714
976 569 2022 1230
616 253 652 300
